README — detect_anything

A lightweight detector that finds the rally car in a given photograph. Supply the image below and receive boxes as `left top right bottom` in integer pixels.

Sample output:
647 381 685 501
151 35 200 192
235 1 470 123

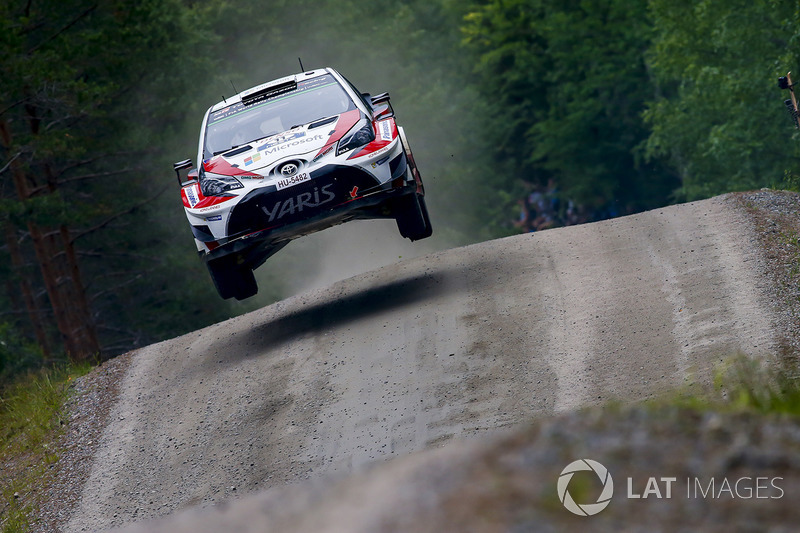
173 67 431 300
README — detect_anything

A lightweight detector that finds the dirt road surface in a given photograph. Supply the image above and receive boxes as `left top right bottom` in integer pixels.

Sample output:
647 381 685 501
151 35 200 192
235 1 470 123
65 196 779 532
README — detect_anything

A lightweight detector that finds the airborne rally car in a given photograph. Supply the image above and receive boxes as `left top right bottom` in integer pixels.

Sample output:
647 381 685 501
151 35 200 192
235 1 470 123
173 67 431 300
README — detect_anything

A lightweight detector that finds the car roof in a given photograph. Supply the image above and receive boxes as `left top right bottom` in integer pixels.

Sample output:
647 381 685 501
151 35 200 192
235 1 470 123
208 68 337 113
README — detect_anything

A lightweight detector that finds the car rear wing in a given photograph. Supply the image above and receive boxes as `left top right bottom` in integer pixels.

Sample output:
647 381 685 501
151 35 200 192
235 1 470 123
173 159 197 186
370 92 394 120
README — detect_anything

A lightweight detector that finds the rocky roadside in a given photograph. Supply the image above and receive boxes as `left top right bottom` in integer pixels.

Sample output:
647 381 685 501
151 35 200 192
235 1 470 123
27 351 134 533
728 190 800 357
113 404 800 533
19 189 800 532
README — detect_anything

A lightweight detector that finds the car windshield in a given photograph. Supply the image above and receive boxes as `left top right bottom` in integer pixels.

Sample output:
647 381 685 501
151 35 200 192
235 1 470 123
203 74 355 159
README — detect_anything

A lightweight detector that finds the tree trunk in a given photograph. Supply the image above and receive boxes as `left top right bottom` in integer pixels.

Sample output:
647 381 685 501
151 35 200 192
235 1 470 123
3 222 51 358
60 224 100 358
0 118 100 361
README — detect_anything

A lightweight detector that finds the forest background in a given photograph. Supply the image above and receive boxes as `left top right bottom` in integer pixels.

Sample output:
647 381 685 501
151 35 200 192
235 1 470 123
1 0 798 385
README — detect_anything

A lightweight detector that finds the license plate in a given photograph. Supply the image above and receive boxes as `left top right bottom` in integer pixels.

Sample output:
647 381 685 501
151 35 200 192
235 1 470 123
275 172 310 191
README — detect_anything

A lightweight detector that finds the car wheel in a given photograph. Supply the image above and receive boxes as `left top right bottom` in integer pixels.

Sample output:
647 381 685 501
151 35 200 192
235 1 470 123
207 256 258 300
395 193 432 241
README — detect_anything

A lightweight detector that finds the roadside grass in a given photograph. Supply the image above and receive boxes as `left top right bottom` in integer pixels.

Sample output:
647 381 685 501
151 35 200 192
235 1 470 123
661 355 800 418
722 191 800 415
0 363 91 533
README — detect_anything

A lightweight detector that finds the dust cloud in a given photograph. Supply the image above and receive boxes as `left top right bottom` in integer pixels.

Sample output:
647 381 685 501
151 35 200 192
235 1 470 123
194 4 494 308
255 219 440 296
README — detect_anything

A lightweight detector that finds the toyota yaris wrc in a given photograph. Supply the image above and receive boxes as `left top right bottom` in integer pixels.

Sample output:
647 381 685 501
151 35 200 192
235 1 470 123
173 67 431 300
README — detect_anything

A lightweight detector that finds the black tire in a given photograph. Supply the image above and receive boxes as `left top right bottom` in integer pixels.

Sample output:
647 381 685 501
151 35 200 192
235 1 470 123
207 256 258 300
395 193 433 241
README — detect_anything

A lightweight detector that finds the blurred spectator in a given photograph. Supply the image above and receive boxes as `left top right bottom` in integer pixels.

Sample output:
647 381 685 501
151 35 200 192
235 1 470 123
511 179 601 232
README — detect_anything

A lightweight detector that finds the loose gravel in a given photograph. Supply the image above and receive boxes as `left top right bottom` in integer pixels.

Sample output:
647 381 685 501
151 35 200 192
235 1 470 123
28 352 133 533
20 190 800 532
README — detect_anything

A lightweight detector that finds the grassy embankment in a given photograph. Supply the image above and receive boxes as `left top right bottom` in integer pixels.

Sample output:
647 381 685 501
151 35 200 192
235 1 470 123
0 364 90 533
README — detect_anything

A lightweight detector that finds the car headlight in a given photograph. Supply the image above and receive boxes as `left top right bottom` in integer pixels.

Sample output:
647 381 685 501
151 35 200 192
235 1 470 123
336 118 375 156
199 169 244 196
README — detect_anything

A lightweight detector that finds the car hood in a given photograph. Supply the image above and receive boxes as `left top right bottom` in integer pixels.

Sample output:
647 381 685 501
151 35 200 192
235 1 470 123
202 109 362 177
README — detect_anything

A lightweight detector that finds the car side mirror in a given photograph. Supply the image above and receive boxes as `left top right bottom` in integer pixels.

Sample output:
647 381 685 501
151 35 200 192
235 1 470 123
173 159 194 186
370 92 394 119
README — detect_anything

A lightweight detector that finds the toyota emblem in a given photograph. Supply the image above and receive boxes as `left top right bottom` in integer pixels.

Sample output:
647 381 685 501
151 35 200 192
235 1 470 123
280 163 298 177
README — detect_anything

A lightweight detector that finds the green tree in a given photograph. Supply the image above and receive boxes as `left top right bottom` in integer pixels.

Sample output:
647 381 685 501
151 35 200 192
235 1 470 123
462 0 679 220
645 0 800 200
0 1 226 365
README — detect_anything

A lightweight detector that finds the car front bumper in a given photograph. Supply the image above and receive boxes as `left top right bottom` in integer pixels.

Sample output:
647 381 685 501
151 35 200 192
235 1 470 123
201 156 416 267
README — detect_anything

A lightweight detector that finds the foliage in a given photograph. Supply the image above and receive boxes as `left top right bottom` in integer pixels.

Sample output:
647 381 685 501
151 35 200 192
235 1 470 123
645 0 800 201
717 357 800 415
650 353 800 418
0 324 44 386
3 0 800 381
462 0 680 218
0 1 232 372
0 363 89 532
0 366 82 449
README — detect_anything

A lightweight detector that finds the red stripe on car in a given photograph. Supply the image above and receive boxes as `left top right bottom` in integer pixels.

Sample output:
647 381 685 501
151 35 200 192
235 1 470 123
349 118 397 159
315 109 361 158
203 157 261 178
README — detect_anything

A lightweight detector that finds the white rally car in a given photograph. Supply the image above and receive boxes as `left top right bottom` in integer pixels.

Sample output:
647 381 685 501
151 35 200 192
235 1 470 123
173 67 431 300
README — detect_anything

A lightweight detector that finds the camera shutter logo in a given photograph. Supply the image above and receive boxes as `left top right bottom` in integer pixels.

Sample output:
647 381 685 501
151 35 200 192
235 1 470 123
557 459 614 516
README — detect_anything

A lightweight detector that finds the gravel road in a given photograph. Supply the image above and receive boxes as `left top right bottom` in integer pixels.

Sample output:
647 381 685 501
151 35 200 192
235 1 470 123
64 195 779 532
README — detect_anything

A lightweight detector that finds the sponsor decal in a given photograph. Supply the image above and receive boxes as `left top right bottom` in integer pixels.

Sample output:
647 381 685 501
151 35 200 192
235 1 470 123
370 155 391 169
261 183 336 223
275 172 310 191
197 205 227 213
244 153 262 167
350 186 359 198
379 120 392 141
205 215 223 222
254 134 325 155
185 185 200 207
257 131 307 151
313 145 334 162
369 144 391 158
